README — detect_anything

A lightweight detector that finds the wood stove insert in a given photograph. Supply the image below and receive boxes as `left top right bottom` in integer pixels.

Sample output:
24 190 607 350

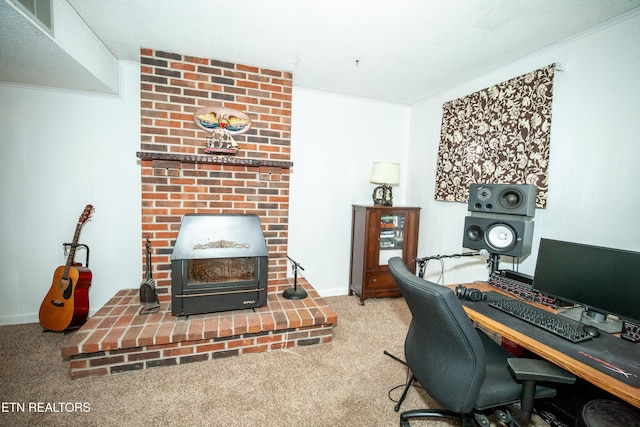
170 214 268 316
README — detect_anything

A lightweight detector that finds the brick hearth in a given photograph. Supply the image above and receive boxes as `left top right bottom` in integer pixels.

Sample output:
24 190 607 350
63 278 336 379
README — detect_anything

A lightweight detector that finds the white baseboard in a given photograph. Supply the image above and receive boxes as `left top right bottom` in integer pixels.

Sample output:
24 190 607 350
0 313 38 326
316 287 350 298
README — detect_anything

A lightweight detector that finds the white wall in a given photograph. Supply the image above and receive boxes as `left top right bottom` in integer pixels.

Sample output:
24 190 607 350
407 12 640 284
288 89 410 295
0 62 141 325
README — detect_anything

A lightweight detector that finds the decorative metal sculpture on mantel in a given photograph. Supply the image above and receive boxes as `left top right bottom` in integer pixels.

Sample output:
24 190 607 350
194 107 252 155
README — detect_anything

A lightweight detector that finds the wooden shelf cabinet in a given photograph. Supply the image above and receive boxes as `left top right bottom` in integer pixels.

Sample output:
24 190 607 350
349 205 421 303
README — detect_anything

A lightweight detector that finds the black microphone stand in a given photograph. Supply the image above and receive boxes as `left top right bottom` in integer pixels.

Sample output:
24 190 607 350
283 256 308 300
414 250 486 278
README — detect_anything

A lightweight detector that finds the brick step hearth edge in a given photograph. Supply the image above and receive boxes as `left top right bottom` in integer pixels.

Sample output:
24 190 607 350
62 279 337 379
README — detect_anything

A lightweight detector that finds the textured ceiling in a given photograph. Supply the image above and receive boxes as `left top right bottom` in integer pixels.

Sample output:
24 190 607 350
2 0 640 104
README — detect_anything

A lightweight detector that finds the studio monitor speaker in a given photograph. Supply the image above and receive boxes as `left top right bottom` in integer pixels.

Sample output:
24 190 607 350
468 183 537 217
462 215 534 257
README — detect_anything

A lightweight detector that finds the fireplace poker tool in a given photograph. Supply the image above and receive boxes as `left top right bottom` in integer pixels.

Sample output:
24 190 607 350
139 237 161 314
283 256 308 300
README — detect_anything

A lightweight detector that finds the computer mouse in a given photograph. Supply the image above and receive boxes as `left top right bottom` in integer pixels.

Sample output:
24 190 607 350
583 325 601 337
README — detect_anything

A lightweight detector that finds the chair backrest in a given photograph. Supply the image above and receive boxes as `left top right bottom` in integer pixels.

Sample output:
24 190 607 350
388 257 487 414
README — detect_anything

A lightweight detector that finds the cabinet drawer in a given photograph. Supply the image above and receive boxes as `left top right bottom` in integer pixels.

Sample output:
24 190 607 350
366 271 399 291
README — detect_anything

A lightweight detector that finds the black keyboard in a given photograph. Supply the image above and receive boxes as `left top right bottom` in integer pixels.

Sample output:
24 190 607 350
488 298 593 343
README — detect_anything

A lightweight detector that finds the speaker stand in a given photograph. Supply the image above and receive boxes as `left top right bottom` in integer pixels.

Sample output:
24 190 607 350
488 253 500 275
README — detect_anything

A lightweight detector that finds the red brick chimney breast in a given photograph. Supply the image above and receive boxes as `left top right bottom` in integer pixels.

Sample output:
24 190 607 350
138 48 293 301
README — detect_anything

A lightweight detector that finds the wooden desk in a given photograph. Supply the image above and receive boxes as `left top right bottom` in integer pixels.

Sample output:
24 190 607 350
448 282 640 409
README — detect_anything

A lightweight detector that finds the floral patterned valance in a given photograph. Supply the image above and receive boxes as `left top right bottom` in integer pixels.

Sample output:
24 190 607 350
434 64 555 208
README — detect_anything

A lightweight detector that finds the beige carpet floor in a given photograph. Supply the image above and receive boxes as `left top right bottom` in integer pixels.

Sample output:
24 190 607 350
0 295 551 426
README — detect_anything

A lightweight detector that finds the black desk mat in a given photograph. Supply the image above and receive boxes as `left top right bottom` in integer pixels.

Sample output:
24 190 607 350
462 292 640 389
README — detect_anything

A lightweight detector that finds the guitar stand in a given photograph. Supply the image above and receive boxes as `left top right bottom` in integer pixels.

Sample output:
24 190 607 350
63 243 90 268
42 326 80 335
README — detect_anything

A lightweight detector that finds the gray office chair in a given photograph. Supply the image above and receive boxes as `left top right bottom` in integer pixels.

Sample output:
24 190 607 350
388 257 575 427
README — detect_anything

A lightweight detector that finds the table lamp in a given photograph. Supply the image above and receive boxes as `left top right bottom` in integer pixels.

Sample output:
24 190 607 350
370 162 400 206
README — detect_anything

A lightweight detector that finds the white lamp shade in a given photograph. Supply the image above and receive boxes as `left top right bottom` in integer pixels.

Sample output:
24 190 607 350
370 162 400 185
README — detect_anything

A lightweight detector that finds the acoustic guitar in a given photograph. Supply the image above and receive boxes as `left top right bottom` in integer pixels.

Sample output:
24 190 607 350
39 204 94 332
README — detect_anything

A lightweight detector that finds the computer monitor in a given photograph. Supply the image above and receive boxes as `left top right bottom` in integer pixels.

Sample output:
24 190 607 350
533 238 640 331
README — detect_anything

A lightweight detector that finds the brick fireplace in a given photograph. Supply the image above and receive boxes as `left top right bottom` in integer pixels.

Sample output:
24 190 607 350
137 48 294 296
61 49 337 378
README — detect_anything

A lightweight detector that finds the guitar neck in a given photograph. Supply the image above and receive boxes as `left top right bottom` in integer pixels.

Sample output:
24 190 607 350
62 221 84 279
